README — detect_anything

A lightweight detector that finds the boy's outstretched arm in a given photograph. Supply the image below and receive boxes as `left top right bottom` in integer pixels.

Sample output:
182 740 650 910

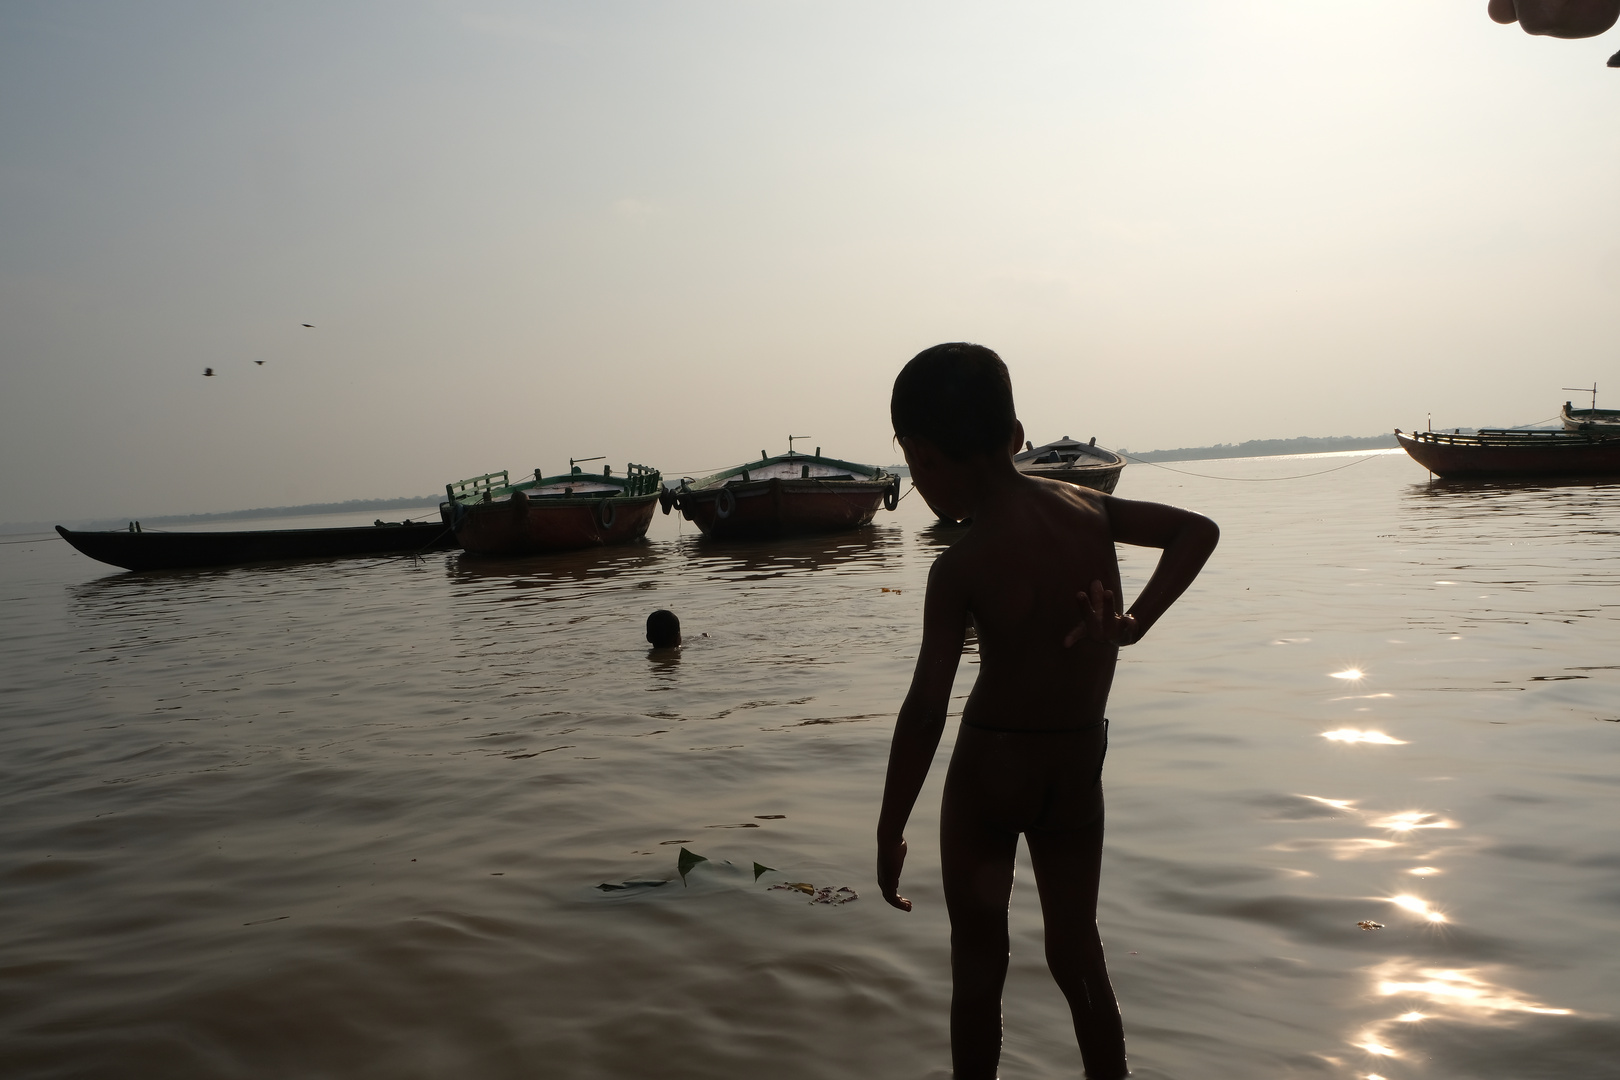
877 556 968 912
1065 496 1218 648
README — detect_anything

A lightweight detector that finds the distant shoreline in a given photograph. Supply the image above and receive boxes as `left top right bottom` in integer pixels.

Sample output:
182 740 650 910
1116 433 1400 463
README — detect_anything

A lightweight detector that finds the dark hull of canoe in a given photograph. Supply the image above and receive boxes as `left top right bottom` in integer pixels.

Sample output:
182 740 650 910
453 492 660 554
1396 430 1620 479
676 477 896 538
1018 460 1125 495
56 522 457 572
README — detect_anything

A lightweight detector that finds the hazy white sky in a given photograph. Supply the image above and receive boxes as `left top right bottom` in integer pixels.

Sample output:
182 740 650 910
3 1 1617 521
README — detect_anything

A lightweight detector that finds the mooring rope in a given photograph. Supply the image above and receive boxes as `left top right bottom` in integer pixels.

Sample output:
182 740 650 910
1116 450 1388 483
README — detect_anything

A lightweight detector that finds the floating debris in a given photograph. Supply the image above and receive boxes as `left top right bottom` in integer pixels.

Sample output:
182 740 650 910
769 882 858 905
596 880 669 891
1357 920 1385 931
811 886 858 905
753 862 775 881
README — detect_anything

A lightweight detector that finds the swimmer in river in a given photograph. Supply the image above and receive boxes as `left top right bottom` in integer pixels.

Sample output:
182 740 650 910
646 609 682 651
876 343 1219 1079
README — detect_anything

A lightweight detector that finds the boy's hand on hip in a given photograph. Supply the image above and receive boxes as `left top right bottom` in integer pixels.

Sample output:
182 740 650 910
1063 579 1140 648
877 836 912 911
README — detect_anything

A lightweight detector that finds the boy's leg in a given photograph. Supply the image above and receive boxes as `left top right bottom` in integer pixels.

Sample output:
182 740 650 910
941 798 1019 1079
1025 802 1128 1080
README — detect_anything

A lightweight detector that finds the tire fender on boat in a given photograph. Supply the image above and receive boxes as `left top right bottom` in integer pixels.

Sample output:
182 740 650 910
658 487 676 515
884 479 900 512
715 486 735 519
598 498 616 530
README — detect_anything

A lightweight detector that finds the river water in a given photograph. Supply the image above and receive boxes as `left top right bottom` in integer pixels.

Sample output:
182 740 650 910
2 450 1617 1079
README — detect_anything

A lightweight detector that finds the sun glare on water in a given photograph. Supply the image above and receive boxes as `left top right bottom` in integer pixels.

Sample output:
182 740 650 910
1387 895 1448 922
1322 729 1407 745
1329 668 1365 680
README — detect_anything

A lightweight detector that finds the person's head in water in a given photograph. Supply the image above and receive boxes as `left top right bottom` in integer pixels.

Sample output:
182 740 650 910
646 609 681 649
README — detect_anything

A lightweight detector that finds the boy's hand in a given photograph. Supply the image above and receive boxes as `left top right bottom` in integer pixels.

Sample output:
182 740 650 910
877 835 912 911
1063 579 1141 648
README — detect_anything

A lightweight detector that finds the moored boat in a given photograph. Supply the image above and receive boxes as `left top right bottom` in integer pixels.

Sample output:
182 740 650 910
1395 427 1620 479
445 460 662 555
56 519 456 572
1560 400 1620 433
1014 436 1126 494
668 444 900 539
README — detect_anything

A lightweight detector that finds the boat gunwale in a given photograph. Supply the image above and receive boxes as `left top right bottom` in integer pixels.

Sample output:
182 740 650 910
678 453 891 493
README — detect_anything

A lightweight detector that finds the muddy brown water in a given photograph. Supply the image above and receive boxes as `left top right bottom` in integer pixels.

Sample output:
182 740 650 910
3 451 1618 1078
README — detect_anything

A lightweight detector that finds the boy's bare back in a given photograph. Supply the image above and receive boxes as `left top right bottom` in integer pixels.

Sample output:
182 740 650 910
933 476 1122 729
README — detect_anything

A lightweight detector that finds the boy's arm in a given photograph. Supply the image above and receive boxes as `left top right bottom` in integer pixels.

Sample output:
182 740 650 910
877 556 968 912
1065 496 1219 647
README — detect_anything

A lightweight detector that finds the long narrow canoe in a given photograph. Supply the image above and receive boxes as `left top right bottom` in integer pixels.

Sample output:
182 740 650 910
1395 428 1620 479
669 450 899 539
445 463 662 554
56 520 457 572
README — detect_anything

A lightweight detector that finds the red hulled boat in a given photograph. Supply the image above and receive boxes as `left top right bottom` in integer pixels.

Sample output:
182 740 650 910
445 460 662 554
667 445 900 539
1395 428 1620 479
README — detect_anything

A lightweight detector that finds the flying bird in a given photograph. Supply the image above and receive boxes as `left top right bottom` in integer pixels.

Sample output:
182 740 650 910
203 367 215 377
302 323 314 328
254 360 265 365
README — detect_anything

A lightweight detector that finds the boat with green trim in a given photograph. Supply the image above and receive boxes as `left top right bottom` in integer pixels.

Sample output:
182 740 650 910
443 460 662 555
666 442 900 539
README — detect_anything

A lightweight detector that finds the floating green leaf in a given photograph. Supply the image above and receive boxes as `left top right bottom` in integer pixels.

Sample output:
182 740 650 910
753 862 776 881
677 847 708 882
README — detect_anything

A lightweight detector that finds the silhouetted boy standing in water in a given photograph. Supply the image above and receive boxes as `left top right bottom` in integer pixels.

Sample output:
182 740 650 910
877 344 1219 1078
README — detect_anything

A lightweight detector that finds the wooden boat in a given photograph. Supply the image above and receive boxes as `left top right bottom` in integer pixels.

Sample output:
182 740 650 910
667 445 900 539
1395 427 1620 479
1014 436 1126 494
56 519 456 572
445 461 662 555
1560 401 1620 432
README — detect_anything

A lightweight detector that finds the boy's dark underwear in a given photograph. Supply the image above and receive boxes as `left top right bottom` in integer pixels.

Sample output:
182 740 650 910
944 718 1108 835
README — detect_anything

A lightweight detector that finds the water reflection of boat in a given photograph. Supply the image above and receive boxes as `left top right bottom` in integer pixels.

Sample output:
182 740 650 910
445 462 662 555
446 540 662 587
668 446 900 539
1014 436 1126 494
1395 428 1620 479
674 525 901 581
55 520 455 572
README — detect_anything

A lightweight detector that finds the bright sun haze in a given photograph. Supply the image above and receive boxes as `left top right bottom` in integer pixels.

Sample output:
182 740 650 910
2 2 1616 522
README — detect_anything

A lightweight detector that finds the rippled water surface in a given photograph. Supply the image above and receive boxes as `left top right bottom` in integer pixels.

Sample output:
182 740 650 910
4 451 1619 1079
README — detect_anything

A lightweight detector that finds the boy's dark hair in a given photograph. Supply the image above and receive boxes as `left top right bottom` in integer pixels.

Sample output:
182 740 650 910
890 343 1016 460
646 609 681 648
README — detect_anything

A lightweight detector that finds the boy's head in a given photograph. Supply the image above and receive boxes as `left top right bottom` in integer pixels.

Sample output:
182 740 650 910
890 343 1017 461
646 609 681 649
